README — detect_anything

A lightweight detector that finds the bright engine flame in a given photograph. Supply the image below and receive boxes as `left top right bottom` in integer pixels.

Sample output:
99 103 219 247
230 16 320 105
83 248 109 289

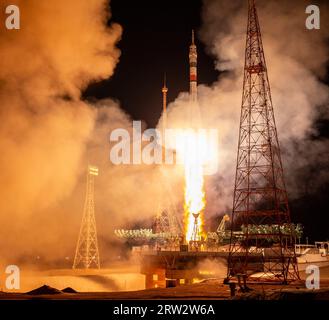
176 130 206 242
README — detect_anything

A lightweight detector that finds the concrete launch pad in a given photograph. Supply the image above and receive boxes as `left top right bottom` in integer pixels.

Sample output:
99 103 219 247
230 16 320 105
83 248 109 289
140 248 229 288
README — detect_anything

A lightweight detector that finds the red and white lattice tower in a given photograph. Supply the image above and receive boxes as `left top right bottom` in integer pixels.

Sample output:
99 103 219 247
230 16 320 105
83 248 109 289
227 0 299 283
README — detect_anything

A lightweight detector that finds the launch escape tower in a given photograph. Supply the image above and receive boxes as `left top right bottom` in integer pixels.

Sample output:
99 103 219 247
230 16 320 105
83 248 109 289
73 165 101 269
227 0 299 283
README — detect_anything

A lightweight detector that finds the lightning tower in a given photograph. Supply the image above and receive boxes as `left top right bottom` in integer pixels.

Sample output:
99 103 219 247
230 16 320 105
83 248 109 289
154 77 182 236
227 0 299 283
73 165 100 269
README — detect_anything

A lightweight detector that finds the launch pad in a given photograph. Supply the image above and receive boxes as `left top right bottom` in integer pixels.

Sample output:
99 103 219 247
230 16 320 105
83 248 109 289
139 246 229 289
138 242 299 289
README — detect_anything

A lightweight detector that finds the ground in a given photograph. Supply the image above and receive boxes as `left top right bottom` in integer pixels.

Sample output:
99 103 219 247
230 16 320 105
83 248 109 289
1 264 329 300
1 279 329 300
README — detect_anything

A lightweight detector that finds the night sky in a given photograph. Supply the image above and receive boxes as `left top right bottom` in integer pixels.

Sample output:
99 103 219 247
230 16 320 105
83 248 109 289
84 0 329 242
84 0 218 128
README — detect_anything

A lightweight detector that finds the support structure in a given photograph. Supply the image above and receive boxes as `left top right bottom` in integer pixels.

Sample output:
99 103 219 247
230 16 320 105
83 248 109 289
73 165 100 269
153 202 181 236
227 0 299 283
191 213 201 242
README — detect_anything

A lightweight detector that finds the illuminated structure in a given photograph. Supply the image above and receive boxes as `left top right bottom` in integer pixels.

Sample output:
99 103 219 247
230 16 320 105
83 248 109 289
73 165 100 269
227 0 299 283
191 214 201 241
153 199 181 237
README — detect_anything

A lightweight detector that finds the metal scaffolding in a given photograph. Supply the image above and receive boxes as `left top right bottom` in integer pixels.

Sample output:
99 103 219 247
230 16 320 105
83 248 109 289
73 165 100 269
227 0 299 283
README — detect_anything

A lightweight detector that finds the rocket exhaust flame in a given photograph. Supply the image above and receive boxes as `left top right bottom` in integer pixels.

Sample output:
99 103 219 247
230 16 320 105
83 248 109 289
177 130 206 243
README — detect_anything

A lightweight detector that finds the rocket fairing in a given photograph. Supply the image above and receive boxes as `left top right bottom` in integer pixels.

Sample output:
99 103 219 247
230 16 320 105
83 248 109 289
189 30 198 102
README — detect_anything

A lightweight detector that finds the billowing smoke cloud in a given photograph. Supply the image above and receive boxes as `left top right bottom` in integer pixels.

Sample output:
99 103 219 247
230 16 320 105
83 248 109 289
0 0 184 265
0 0 123 262
161 0 329 219
1 0 329 266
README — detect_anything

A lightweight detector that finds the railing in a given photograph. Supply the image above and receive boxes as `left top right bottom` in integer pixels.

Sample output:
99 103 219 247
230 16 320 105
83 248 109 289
295 244 316 255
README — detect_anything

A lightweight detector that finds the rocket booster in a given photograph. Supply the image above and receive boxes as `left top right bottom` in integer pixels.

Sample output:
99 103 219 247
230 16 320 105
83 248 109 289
189 30 197 102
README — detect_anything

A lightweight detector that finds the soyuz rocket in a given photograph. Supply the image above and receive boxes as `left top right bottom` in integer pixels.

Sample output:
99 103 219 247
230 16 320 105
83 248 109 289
189 30 198 103
188 30 201 129
162 30 199 131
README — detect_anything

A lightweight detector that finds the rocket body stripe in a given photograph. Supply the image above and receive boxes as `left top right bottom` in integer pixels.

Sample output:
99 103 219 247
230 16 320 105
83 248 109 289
190 74 197 81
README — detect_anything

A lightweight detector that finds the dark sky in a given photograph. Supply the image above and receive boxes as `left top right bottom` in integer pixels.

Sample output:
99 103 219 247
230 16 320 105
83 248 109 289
83 0 329 242
83 0 218 128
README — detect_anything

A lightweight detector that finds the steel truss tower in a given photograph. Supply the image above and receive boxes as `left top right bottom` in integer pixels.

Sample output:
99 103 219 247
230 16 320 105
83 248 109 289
227 0 299 283
153 201 181 236
73 165 100 269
